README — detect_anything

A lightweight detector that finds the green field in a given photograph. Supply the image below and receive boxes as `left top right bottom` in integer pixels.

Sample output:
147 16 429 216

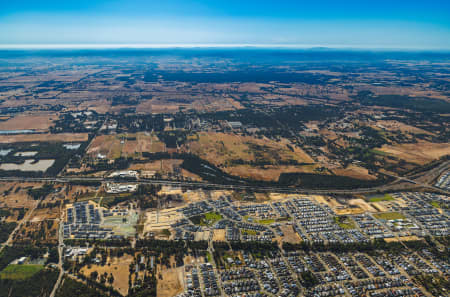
256 219 276 225
0 264 43 280
206 252 212 263
334 216 356 229
204 212 222 221
368 194 395 202
430 201 441 208
241 229 258 235
191 212 223 226
102 211 138 236
374 212 405 220
370 149 389 156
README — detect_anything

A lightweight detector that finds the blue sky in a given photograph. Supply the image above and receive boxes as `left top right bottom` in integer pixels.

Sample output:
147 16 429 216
0 0 449 49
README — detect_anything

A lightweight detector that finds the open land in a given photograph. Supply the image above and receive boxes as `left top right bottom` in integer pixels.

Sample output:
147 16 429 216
0 49 448 297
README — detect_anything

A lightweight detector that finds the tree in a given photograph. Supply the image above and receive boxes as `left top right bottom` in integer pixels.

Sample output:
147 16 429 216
108 273 114 285
90 271 98 281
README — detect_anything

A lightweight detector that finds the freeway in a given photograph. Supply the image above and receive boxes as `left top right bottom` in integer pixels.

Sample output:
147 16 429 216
0 171 448 196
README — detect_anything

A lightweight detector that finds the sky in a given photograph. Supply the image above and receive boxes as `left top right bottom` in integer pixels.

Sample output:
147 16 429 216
0 0 449 50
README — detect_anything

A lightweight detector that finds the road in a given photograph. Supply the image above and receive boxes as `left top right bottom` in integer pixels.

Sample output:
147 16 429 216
0 170 448 197
49 209 65 297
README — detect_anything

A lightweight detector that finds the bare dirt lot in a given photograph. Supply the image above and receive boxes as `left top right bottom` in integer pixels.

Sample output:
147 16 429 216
212 229 226 241
348 199 378 213
144 207 184 232
279 225 301 243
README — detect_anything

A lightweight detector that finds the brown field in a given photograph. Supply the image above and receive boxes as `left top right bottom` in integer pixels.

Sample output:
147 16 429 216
30 207 60 222
65 185 100 202
16 219 59 243
313 195 365 215
0 182 42 209
335 207 365 215
212 229 226 241
374 120 434 135
348 199 378 212
380 141 450 165
88 133 164 159
227 164 317 181
187 132 314 180
384 235 420 242
279 225 301 243
332 164 377 180
144 207 184 232
313 195 341 208
80 254 133 296
128 159 183 173
0 133 88 143
0 113 57 131
371 202 389 212
189 132 313 165
157 264 184 297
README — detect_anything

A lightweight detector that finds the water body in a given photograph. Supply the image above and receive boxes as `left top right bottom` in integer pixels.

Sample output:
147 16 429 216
0 149 11 156
0 130 35 134
63 143 81 150
14 151 38 157
0 159 54 171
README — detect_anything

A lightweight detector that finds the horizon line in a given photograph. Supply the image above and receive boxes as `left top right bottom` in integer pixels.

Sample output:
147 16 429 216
0 43 449 52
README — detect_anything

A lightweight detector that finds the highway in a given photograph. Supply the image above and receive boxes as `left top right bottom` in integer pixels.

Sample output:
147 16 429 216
0 170 448 196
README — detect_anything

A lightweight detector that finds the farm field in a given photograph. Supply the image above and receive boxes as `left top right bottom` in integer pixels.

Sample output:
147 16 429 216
0 113 57 132
0 133 88 143
187 132 315 180
0 48 450 297
87 132 164 159
380 141 450 165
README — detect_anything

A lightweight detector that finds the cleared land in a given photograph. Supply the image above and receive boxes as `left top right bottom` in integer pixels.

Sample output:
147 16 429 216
332 164 377 180
157 263 184 297
80 254 133 296
0 133 88 143
88 133 164 159
188 132 314 180
380 141 450 165
0 114 57 131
